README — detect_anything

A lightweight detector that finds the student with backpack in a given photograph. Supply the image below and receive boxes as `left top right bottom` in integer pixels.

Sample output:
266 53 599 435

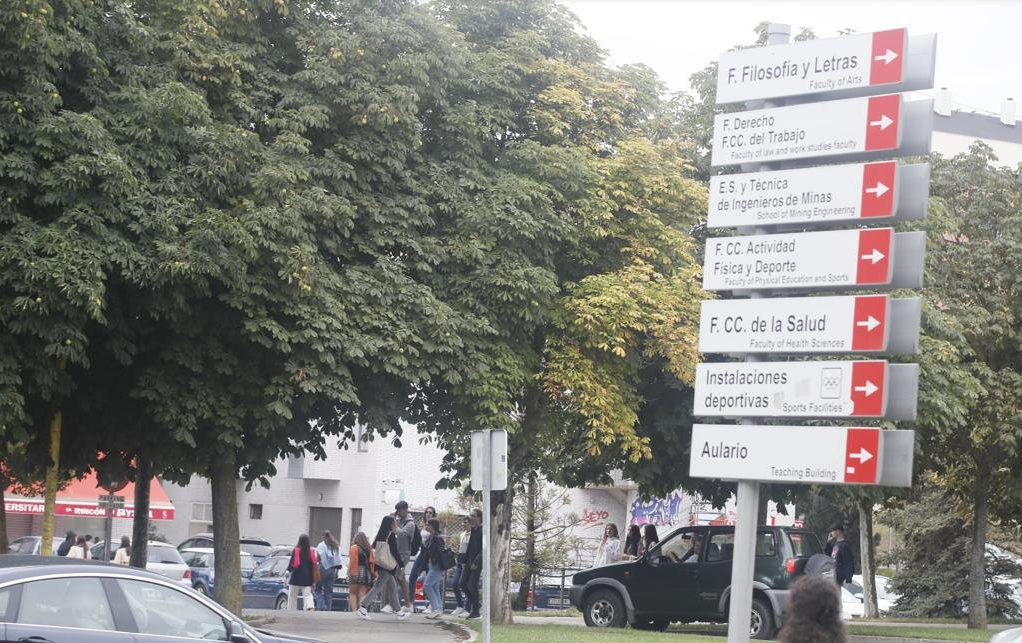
357 516 407 620
392 501 417 614
407 506 436 607
286 534 320 610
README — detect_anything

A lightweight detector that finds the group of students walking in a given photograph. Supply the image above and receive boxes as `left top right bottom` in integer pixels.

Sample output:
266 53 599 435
284 501 485 619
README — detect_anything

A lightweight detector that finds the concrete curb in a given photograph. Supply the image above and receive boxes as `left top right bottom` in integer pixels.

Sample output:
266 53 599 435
440 620 476 642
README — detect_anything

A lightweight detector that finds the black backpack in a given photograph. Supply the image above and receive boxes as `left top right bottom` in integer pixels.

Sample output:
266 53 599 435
410 525 422 557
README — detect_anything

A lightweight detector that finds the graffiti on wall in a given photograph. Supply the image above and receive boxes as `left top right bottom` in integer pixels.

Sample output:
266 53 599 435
630 492 684 526
581 507 611 529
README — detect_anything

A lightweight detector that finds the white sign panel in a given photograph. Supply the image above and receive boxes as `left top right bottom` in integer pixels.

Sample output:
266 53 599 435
689 424 883 485
471 430 508 491
711 94 902 166
716 29 907 104
708 161 898 228
703 228 894 291
694 360 888 418
699 294 889 354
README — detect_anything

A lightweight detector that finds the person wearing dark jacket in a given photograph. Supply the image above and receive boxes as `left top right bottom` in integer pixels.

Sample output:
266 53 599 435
421 518 446 618
460 508 483 619
286 534 319 610
824 524 855 586
56 530 76 557
357 515 408 621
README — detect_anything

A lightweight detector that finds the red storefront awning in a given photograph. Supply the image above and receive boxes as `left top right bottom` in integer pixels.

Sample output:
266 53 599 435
4 472 175 521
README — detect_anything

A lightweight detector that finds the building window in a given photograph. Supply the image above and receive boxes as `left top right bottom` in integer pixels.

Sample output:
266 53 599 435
356 425 369 453
191 503 213 523
249 504 263 520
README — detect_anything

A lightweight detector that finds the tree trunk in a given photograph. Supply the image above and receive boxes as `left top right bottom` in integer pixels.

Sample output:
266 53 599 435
756 484 770 525
130 458 152 568
40 403 63 556
968 466 990 629
490 485 514 624
211 452 242 615
516 471 538 610
857 497 879 618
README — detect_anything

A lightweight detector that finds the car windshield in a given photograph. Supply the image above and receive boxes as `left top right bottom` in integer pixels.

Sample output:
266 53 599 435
241 554 258 572
240 542 272 558
148 546 185 565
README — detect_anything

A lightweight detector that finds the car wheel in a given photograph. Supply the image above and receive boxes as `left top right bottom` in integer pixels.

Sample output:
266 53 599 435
582 589 626 628
275 595 288 610
194 583 208 596
633 616 669 631
750 597 775 640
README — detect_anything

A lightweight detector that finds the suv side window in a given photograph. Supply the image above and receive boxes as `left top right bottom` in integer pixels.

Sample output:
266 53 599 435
19 577 116 631
706 532 735 562
756 532 777 557
654 529 702 564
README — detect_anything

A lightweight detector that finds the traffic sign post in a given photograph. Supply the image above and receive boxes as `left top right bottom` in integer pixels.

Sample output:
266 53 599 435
471 430 507 643
699 22 933 643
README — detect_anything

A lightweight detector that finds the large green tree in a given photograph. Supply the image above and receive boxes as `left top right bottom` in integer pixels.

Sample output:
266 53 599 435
915 142 1022 628
409 0 709 623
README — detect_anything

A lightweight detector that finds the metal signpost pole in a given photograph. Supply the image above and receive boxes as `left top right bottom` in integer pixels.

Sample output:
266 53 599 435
725 23 789 643
104 503 114 562
482 430 492 643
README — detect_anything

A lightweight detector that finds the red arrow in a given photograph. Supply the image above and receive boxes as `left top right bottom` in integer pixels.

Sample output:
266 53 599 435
851 295 887 351
855 228 893 285
850 360 886 416
869 29 906 86
861 161 896 217
844 428 881 484
864 95 901 151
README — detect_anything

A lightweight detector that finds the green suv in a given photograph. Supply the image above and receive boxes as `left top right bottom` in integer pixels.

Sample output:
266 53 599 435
569 525 823 639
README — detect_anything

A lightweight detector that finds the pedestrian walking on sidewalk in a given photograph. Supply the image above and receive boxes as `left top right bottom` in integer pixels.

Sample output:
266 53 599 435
421 518 447 618
348 531 375 612
407 506 436 607
392 500 417 614
357 516 407 620
449 516 471 617
315 530 342 610
113 536 131 565
459 508 483 619
286 534 320 610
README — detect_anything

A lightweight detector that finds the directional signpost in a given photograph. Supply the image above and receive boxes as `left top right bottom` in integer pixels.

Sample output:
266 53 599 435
696 23 934 643
690 424 889 485
694 360 920 420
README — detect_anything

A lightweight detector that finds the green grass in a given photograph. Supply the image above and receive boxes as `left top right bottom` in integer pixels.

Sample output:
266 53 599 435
846 625 998 642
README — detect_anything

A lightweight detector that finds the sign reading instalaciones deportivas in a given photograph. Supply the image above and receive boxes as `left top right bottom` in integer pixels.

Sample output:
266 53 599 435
699 294 890 354
689 424 885 485
694 360 889 418
703 227 894 291
707 161 899 228
716 29 907 104
711 94 902 166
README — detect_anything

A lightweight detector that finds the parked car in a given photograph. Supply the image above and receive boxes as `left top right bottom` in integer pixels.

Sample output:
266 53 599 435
89 540 193 589
5 536 64 556
181 547 258 596
569 524 824 639
0 555 320 642
243 554 349 610
850 574 900 615
991 627 1022 643
177 533 273 562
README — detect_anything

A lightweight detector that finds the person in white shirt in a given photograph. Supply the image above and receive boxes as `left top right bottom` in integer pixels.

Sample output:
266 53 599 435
67 535 88 559
594 523 622 567
113 536 131 565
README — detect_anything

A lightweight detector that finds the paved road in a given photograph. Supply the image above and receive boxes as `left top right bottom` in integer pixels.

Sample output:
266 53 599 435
245 609 471 643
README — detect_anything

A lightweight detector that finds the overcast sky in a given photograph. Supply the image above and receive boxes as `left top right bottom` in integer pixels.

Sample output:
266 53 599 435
560 0 1021 117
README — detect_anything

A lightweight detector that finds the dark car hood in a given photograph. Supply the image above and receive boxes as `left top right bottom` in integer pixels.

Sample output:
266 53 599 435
256 629 327 643
573 559 635 583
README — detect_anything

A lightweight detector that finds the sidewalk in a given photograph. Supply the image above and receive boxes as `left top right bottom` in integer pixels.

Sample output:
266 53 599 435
245 609 470 643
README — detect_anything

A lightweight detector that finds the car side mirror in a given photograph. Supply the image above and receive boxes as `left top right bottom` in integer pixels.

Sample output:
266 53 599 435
229 621 251 643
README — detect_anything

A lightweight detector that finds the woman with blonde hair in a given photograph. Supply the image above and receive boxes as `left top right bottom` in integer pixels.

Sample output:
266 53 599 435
348 531 376 612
